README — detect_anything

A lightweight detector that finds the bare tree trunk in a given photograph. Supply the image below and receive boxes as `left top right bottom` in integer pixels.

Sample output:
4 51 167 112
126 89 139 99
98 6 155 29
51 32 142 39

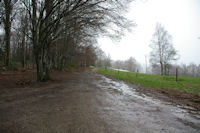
25 37 28 69
31 0 41 81
5 25 11 66
4 0 12 66
164 64 167 75
40 45 51 81
31 0 51 81
35 55 41 81
176 67 178 82
21 32 25 68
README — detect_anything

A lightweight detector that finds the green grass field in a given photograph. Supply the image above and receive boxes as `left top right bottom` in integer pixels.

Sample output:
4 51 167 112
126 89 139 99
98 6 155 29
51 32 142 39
98 68 200 95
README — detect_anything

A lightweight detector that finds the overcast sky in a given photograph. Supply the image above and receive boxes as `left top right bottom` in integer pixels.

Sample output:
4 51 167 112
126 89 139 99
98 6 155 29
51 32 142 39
98 0 200 65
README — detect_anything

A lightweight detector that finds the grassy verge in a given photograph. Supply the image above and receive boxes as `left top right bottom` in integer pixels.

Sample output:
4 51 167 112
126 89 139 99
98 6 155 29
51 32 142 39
98 68 200 95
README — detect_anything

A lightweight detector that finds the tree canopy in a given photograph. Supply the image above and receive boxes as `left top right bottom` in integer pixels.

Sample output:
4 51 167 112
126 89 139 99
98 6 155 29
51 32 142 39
0 0 134 81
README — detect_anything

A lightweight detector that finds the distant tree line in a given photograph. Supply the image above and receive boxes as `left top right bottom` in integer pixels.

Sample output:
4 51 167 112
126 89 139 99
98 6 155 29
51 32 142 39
0 0 133 81
95 52 142 73
112 57 142 72
151 63 200 77
110 57 142 72
178 63 200 77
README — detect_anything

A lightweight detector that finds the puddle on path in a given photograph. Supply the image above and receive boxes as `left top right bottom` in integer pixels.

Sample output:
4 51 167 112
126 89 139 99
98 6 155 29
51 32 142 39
95 75 200 131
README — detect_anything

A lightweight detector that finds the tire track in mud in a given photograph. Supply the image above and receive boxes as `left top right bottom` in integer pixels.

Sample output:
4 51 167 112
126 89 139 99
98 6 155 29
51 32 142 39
94 74 200 133
0 71 200 133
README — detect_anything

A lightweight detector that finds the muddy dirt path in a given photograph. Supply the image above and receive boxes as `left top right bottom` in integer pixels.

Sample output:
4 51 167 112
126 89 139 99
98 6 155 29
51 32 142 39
0 71 200 133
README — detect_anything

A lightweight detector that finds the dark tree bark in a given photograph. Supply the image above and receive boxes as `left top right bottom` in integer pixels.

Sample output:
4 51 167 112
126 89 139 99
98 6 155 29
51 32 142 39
3 0 12 66
21 32 25 68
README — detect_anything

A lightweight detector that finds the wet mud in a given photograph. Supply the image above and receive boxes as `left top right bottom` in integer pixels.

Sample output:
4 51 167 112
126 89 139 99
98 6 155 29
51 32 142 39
0 71 200 133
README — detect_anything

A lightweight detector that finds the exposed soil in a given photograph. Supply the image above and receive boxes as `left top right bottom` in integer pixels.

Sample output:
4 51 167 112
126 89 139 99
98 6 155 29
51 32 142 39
0 69 200 133
104 74 200 111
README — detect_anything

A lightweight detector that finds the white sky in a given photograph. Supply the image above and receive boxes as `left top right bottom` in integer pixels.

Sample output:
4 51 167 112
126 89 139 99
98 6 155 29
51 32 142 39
98 0 200 65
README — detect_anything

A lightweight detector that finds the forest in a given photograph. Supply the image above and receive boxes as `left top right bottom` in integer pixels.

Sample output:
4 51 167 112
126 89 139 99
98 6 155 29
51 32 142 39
0 0 132 81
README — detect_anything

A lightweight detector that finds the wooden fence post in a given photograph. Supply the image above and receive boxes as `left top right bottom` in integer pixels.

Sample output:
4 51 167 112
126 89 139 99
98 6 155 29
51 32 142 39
136 69 138 77
176 67 178 82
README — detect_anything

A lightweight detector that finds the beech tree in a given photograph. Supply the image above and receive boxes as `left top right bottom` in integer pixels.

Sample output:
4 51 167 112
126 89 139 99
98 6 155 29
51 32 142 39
19 0 133 81
0 0 18 66
149 23 178 75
